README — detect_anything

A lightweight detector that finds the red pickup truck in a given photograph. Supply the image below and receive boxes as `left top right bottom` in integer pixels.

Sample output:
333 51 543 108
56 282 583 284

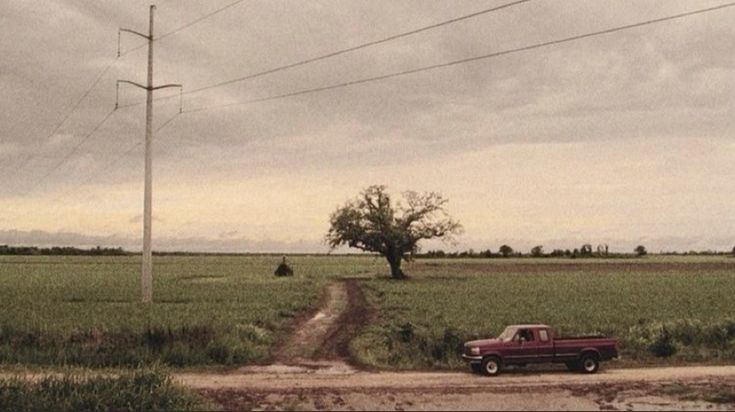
462 324 618 376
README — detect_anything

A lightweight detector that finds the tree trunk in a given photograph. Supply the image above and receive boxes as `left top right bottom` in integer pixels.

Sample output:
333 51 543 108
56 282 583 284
386 255 405 279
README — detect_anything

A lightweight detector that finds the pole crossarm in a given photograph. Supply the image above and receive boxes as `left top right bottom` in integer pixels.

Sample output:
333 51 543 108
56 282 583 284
118 5 155 58
118 79 148 90
119 28 150 40
152 84 183 91
116 80 183 111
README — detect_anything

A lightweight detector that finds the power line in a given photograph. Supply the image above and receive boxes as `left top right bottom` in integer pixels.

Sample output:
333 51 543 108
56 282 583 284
31 108 118 188
47 112 181 204
9 58 118 174
183 2 735 114
20 0 224 182
157 0 246 41
119 0 246 57
117 0 532 109
183 0 531 95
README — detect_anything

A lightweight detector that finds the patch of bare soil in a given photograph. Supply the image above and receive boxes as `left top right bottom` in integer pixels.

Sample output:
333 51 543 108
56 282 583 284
315 280 372 363
249 280 370 374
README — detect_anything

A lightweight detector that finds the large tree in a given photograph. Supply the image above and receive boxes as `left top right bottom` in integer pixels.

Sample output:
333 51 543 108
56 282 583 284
326 185 462 279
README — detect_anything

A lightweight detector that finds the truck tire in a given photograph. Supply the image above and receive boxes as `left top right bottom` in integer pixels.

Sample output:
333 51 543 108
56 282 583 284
481 356 502 376
470 363 481 374
579 354 599 374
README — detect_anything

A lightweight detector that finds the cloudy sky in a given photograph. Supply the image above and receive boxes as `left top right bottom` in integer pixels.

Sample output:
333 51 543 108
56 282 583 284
1 0 734 253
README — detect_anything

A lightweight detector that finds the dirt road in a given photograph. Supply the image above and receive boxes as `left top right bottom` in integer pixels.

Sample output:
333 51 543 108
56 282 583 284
180 365 735 411
177 281 735 411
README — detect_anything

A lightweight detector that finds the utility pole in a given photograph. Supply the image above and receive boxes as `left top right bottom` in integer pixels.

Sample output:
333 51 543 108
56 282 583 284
118 5 182 303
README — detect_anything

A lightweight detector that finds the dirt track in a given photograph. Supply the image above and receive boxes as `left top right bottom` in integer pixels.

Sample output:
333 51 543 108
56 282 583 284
177 281 735 411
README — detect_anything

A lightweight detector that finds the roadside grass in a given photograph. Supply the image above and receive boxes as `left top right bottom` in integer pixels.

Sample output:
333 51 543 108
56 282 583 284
0 255 383 367
0 366 214 411
352 257 735 370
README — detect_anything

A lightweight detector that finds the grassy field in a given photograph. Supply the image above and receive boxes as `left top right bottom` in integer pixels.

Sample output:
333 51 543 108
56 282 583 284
0 254 733 370
352 256 735 369
0 255 382 367
0 367 212 411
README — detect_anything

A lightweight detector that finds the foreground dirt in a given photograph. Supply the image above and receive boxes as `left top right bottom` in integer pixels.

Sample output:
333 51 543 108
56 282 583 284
180 365 735 411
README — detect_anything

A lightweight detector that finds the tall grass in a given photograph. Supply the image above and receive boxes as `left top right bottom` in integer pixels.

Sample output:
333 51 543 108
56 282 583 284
0 367 213 411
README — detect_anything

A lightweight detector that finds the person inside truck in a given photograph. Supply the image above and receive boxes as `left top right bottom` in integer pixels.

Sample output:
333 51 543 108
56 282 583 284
517 329 534 342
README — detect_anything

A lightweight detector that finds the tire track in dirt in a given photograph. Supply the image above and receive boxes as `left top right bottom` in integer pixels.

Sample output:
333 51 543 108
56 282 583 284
247 279 370 372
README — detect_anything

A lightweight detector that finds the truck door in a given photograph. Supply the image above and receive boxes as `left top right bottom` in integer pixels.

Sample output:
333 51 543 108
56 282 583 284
536 328 554 361
506 328 540 363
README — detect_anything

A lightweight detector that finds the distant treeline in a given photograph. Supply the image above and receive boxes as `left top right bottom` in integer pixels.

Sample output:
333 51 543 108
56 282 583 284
417 244 735 259
0 245 131 256
1 244 733 257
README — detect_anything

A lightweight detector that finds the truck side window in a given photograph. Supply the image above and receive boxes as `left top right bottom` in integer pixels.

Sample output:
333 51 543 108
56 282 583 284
539 329 549 342
517 329 534 342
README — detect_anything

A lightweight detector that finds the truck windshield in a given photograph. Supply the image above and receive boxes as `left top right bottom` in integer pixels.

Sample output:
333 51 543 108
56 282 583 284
498 326 517 342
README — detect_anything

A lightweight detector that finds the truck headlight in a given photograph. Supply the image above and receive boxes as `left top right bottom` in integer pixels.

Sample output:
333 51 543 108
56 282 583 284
470 346 480 355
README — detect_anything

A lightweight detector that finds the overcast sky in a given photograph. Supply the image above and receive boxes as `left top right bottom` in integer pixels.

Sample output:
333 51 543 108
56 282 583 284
1 0 733 253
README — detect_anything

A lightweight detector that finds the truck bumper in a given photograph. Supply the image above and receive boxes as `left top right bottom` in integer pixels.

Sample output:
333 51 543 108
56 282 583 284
462 354 482 362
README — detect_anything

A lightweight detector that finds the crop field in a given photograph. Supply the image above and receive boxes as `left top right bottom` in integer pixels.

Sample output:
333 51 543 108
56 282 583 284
0 255 382 367
352 256 735 369
1 254 733 371
352 257 735 369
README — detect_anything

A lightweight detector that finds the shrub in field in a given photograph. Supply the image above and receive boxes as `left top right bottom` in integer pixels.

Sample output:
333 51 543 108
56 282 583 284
627 319 735 359
0 367 212 411
274 257 294 277
373 322 467 369
649 326 677 357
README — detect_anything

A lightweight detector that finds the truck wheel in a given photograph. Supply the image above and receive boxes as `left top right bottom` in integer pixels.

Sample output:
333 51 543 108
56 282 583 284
579 354 599 374
470 363 481 374
481 356 502 376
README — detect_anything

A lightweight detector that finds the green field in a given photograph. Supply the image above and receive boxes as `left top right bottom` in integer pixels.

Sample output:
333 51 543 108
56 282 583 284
353 256 735 369
0 255 733 370
0 255 382 367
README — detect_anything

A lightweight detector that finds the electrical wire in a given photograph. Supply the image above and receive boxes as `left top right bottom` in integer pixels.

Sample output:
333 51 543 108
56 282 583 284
17 1 237 178
118 0 532 108
47 112 181 204
9 58 118 174
119 0 246 57
31 108 118 188
157 0 246 41
183 2 735 114
183 0 531 96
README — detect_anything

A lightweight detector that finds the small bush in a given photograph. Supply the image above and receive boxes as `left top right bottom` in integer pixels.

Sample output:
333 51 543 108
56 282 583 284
649 326 677 357
274 257 294 277
628 319 735 359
